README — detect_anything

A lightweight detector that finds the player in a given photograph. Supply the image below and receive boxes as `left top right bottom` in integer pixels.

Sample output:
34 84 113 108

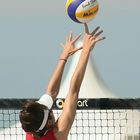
19 23 105 140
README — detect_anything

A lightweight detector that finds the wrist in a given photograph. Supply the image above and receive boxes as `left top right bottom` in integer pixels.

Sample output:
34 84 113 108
82 49 91 55
60 51 69 60
59 58 67 63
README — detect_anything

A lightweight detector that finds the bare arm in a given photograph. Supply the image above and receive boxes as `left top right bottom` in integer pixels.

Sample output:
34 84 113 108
46 32 81 101
56 24 106 138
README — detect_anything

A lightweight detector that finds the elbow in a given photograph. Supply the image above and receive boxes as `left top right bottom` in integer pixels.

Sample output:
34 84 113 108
46 87 59 100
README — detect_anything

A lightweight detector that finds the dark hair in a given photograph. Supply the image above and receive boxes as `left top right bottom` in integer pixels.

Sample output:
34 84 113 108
19 100 49 138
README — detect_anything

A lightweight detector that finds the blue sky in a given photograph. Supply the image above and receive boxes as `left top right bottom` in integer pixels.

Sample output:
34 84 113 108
0 0 140 98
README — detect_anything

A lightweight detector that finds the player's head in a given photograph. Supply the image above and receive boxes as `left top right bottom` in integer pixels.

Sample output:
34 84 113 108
19 100 55 138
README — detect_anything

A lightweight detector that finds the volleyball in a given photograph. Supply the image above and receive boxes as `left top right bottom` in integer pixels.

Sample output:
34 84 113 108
66 0 99 23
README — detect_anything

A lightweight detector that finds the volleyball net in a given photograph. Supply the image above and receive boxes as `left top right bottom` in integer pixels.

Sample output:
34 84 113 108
0 98 140 140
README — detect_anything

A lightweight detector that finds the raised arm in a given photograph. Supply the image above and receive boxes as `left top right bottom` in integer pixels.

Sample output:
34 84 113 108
46 32 81 100
55 24 106 139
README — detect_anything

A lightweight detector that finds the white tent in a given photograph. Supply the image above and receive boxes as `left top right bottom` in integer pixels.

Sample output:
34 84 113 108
58 41 116 98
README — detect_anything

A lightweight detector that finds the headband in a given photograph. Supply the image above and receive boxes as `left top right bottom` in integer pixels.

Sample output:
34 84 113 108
36 109 49 131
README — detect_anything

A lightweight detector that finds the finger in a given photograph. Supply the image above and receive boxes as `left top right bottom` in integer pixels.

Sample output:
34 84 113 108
66 36 69 42
69 31 72 41
60 43 65 48
94 30 103 38
72 34 81 44
84 23 89 34
74 47 83 52
91 26 100 36
96 37 106 42
69 47 83 55
70 47 83 54
69 52 74 56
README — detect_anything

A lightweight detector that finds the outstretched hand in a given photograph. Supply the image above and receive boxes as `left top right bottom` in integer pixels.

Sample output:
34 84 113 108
60 32 82 57
84 23 106 42
83 23 106 51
